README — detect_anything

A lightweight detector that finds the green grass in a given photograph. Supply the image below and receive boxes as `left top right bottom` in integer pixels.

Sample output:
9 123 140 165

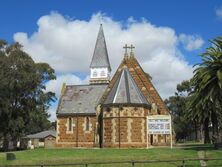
0 145 221 167
205 149 222 166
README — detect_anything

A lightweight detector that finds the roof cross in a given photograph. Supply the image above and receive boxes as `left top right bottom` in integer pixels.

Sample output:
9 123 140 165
130 44 135 53
123 44 131 54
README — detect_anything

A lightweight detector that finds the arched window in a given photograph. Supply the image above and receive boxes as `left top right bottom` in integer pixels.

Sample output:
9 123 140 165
93 71 97 77
86 117 90 131
68 117 72 131
100 70 105 76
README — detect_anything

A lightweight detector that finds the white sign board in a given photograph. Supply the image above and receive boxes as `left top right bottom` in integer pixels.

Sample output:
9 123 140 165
147 115 173 149
147 115 171 135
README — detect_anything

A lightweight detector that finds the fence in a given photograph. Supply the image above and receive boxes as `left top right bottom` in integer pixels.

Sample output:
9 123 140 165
1 158 222 167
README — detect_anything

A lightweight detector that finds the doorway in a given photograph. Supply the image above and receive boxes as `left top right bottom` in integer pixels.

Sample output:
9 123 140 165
150 135 153 145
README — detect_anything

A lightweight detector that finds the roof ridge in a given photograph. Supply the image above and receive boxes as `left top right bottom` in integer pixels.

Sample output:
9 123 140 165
128 57 170 114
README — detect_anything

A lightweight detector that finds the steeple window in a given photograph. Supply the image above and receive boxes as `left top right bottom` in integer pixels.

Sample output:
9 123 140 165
93 71 98 77
100 70 106 77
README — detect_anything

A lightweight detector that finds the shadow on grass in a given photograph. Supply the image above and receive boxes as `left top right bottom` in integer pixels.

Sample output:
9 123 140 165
180 143 222 151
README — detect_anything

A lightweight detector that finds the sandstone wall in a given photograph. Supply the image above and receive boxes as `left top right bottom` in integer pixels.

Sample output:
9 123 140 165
102 106 147 148
56 115 96 148
102 106 171 148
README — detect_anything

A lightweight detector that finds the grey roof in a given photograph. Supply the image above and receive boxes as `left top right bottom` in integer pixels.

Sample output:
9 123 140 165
57 84 107 115
90 24 111 71
103 68 149 105
26 130 56 139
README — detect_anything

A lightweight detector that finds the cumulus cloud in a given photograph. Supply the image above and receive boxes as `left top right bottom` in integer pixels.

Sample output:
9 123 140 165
178 34 204 51
45 73 89 97
216 6 222 19
45 74 89 121
14 12 196 120
47 103 58 121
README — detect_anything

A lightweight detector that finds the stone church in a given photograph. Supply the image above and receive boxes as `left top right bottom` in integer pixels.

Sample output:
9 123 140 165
56 25 172 148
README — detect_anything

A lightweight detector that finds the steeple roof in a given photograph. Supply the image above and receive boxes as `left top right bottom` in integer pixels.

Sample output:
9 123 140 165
90 24 111 71
104 68 149 106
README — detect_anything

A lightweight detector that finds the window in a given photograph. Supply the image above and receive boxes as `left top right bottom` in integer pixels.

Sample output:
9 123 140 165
93 71 97 77
100 70 105 76
86 117 90 131
68 117 72 131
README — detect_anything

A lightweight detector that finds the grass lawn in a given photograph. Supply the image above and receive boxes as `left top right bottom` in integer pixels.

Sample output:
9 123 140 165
0 145 221 167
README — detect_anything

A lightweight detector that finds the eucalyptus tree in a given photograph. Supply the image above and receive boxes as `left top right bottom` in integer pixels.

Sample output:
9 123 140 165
0 41 56 151
166 80 200 141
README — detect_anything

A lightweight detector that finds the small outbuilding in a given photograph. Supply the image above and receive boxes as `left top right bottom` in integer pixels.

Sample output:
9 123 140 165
24 130 56 149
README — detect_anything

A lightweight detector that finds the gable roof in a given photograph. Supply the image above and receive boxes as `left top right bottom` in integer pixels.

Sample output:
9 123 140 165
99 55 169 114
26 130 56 139
90 24 111 71
104 68 149 106
57 84 107 115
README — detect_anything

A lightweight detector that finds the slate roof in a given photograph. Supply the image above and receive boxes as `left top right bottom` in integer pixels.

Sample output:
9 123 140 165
26 130 56 139
57 84 107 115
103 68 149 106
90 24 111 71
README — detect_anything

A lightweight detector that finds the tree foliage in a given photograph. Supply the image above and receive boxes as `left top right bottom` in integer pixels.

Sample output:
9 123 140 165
165 80 199 141
188 37 222 144
0 41 56 151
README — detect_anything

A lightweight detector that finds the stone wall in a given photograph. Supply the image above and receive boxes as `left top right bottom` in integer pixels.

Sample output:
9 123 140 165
102 106 147 148
56 115 96 148
102 106 171 148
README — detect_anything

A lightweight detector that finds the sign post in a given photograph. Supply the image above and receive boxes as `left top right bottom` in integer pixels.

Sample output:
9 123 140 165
147 115 173 149
146 117 149 148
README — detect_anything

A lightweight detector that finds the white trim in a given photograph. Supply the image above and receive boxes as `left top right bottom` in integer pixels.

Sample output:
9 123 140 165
66 117 75 134
170 115 173 149
146 116 149 149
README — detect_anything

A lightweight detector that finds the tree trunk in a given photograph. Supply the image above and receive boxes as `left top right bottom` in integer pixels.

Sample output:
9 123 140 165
203 118 210 144
211 112 219 136
3 134 10 152
13 139 18 150
194 120 198 141
211 112 219 149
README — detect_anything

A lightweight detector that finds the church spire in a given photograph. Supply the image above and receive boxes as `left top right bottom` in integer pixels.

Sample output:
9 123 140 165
90 24 111 71
90 24 112 84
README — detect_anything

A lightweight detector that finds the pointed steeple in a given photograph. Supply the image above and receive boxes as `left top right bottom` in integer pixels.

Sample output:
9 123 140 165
90 24 111 71
90 25 112 85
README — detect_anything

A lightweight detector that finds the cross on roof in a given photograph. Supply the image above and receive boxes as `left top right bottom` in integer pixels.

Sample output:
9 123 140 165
130 44 135 53
123 44 135 57
123 44 131 54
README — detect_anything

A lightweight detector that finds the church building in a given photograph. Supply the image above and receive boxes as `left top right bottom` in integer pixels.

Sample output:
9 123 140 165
56 25 172 148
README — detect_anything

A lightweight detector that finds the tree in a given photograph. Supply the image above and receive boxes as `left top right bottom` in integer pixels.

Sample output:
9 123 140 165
165 80 200 141
188 36 222 145
0 41 56 151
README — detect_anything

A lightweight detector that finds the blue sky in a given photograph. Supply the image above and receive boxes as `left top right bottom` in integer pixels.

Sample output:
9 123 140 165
1 0 221 120
0 0 221 64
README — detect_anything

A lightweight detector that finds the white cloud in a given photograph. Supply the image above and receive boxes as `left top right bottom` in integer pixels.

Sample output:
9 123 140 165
178 34 204 51
45 73 89 97
47 103 57 121
14 12 196 120
216 6 222 19
45 74 89 121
